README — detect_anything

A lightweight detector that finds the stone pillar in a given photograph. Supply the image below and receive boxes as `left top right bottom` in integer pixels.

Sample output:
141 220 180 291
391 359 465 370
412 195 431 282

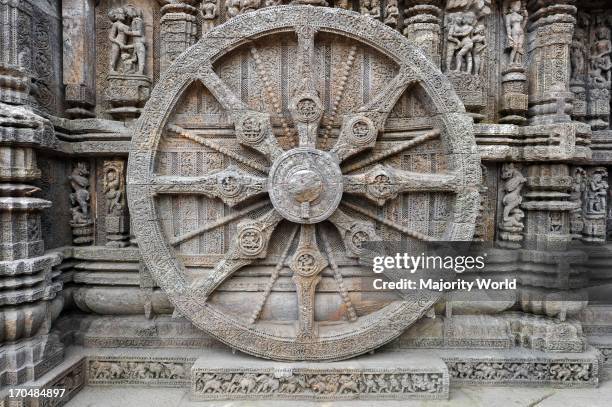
522 164 575 251
62 0 96 118
403 1 442 67
0 1 64 386
518 163 588 321
0 104 64 386
0 0 33 105
159 1 199 73
526 0 576 125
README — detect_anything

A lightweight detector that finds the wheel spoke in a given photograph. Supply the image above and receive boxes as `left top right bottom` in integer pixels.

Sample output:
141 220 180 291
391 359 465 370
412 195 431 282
330 69 416 162
250 46 295 143
197 64 248 112
341 201 436 242
328 208 379 258
290 26 323 148
321 230 358 322
152 165 266 207
289 224 327 340
343 165 460 206
191 208 284 299
170 200 269 246
197 66 285 163
341 129 440 173
249 226 299 325
167 124 269 173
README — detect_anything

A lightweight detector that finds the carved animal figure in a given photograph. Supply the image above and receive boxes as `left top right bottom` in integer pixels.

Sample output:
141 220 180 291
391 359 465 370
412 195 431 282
237 374 258 393
256 374 280 392
202 376 223 393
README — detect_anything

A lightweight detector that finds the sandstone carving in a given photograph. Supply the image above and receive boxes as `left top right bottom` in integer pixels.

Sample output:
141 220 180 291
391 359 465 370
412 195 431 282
2 0 612 402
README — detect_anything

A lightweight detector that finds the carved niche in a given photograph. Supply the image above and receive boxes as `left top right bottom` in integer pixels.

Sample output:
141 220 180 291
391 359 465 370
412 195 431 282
443 0 491 121
128 6 480 361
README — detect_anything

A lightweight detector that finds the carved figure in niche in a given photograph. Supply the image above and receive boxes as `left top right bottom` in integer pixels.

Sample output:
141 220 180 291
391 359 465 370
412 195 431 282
446 13 480 74
570 167 586 236
108 6 146 75
504 0 527 65
69 162 91 224
472 24 487 75
108 7 131 74
360 0 380 20
501 163 526 228
385 0 399 27
124 5 146 75
571 17 589 82
584 169 608 215
590 26 612 86
104 167 123 215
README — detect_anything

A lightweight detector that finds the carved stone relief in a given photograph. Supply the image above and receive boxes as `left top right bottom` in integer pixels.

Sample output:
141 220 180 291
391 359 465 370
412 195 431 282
128 6 480 361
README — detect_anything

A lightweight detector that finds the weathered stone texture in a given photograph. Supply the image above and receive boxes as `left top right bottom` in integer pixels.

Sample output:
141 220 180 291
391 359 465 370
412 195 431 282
2 0 612 401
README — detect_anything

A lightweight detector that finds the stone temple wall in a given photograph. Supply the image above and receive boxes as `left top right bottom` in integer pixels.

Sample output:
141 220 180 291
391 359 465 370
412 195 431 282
0 0 612 404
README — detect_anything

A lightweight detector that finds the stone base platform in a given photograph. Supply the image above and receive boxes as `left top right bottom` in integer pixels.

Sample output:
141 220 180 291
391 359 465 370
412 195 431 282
0 345 604 406
191 351 449 401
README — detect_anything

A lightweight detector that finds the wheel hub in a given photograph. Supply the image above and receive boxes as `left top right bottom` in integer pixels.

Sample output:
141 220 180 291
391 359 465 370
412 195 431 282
268 147 343 224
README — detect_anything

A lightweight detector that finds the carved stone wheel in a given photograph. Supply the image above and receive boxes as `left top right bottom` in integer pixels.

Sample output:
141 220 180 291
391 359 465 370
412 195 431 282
128 6 480 361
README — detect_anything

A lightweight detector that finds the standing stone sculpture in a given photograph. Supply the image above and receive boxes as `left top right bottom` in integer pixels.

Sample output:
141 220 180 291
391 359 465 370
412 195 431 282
498 163 526 248
570 167 586 239
504 0 527 66
103 160 130 247
582 167 609 242
69 161 93 245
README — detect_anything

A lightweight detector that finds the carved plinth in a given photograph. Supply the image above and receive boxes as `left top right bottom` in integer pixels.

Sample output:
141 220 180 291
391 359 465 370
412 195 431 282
500 65 528 125
70 221 94 245
105 74 151 120
447 72 486 121
0 64 31 106
587 86 610 131
570 80 587 123
498 225 523 249
583 215 607 243
0 334 64 386
64 84 95 119
191 351 449 400
105 216 130 247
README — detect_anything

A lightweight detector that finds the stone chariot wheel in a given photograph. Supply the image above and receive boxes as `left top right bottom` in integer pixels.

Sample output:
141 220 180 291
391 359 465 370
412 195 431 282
128 6 480 361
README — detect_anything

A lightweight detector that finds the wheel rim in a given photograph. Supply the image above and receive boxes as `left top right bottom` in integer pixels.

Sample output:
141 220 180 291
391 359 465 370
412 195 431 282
128 6 480 361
